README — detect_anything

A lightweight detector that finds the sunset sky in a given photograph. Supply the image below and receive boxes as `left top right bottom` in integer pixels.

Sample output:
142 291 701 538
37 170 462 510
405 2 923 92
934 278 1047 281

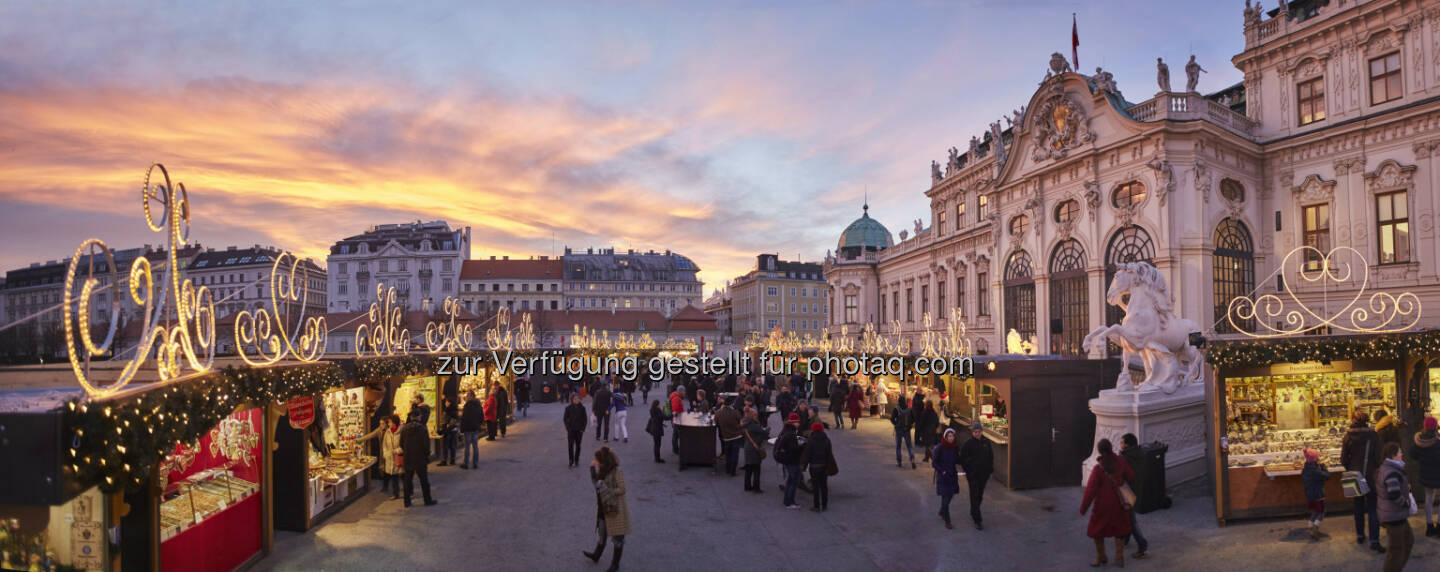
0 1 1245 290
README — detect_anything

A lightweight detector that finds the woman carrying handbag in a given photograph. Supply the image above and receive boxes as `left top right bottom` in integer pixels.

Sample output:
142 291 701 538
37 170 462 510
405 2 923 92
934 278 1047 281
1080 439 1134 567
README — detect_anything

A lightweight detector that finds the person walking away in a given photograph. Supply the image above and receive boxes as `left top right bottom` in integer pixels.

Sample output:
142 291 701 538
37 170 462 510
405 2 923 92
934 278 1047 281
803 422 835 512
438 398 460 466
593 383 613 442
583 447 629 572
1377 442 1414 570
741 407 769 493
830 381 847 430
715 399 743 477
495 383 510 438
932 428 963 529
640 379 652 405
460 392 483 469
611 391 629 443
1376 409 1406 450
1412 415 1440 537
892 397 916 469
645 400 669 463
400 414 438 507
1342 409 1385 552
776 389 796 428
918 401 940 462
846 386 865 429
774 413 807 509
484 386 500 441
564 395 589 468
960 421 995 531
1080 439 1132 567
1301 448 1329 540
359 414 404 498
1119 434 1149 556
514 377 532 419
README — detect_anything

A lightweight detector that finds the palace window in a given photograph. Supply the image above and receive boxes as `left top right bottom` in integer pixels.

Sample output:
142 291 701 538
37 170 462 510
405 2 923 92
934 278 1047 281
957 201 967 227
1055 199 1079 224
1297 76 1326 125
893 292 900 323
1213 219 1255 334
1009 214 1030 236
938 280 946 313
1105 225 1155 354
977 271 990 317
1376 190 1410 264
1370 53 1402 105
1049 240 1088 357
977 194 989 220
1003 251 1035 339
844 295 858 323
906 287 914 322
921 285 930 318
957 276 966 318
880 293 886 322
1302 203 1330 270
1112 182 1146 208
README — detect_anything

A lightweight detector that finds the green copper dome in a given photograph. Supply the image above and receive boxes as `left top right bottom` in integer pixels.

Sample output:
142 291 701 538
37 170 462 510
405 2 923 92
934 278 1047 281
837 203 893 253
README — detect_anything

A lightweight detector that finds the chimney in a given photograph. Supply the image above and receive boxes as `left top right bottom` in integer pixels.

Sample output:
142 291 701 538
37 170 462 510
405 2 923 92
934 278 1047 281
502 256 509 260
490 256 496 260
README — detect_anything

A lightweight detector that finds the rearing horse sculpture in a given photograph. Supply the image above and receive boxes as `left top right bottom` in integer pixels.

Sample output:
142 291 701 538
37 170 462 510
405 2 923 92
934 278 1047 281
1082 262 1202 393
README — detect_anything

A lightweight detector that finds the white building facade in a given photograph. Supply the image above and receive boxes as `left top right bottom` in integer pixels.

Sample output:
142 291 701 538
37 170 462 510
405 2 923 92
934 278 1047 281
326 221 471 313
827 0 1440 355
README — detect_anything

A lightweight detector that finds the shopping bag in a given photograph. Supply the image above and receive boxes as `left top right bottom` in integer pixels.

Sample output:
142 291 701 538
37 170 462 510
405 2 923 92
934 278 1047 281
1340 471 1370 498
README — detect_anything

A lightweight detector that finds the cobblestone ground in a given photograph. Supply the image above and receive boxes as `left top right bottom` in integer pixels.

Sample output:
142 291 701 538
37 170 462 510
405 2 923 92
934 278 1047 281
258 401 1438 571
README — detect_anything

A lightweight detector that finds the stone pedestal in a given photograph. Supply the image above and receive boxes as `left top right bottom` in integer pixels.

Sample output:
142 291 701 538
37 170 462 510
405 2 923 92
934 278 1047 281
1084 384 1207 486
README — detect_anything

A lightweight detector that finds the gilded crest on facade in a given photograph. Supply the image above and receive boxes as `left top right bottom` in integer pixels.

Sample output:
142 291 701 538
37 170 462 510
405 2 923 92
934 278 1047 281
1031 82 1095 162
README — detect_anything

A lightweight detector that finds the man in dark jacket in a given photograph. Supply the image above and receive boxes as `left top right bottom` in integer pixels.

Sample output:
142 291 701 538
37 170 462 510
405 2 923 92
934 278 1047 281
774 413 807 509
1413 415 1440 537
1376 442 1413 569
802 423 834 511
1120 434 1149 558
892 398 916 469
513 377 531 418
592 383 613 442
958 421 995 530
830 381 847 430
1341 410 1385 551
411 394 431 426
460 391 484 469
563 395 588 467
495 383 510 438
776 390 796 427
715 401 744 477
916 402 940 462
400 415 437 507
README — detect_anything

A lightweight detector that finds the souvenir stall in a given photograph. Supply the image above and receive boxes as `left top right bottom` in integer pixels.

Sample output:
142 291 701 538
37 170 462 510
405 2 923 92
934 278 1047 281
942 356 1119 489
156 407 266 572
1207 332 1440 523
271 385 379 532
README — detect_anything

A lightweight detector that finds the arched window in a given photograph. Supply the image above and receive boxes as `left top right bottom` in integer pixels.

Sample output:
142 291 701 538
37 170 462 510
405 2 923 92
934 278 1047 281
1220 179 1245 202
1105 226 1156 354
1112 181 1146 208
1003 250 1036 340
1009 214 1031 236
1055 199 1079 223
1213 218 1255 334
1049 240 1088 357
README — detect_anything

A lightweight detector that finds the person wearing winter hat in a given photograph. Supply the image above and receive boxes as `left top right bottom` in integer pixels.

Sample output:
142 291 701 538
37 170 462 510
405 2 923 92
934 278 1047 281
959 421 995 530
1301 448 1329 540
1413 415 1440 537
932 428 963 529
774 412 807 509
802 422 835 511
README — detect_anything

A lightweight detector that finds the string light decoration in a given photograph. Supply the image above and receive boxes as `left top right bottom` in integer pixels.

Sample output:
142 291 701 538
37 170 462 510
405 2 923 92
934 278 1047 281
920 308 975 358
64 164 217 397
62 362 345 493
487 307 519 350
1227 245 1422 338
235 251 327 365
424 296 473 353
1207 330 1440 369
355 283 409 356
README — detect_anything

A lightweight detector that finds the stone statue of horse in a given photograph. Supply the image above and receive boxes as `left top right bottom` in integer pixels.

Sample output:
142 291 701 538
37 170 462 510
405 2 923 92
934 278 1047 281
1082 262 1202 393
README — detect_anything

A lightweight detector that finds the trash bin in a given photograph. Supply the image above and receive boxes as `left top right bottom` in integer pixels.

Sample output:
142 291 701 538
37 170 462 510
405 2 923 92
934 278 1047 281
1134 442 1170 514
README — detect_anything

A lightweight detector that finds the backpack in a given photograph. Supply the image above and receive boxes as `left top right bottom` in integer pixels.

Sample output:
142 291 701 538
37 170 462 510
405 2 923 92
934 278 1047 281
774 433 804 465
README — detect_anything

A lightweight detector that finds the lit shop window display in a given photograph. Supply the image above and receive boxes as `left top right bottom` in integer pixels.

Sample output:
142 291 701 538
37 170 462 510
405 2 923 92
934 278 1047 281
1222 365 1396 474
158 408 264 572
0 487 108 571
394 376 439 437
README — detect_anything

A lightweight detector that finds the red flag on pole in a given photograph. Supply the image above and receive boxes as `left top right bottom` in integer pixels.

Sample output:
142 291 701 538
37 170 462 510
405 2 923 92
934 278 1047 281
1072 14 1080 70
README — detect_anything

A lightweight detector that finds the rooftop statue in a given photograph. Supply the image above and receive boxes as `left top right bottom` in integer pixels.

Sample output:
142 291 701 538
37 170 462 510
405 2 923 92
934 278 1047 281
1156 58 1171 92
1185 55 1207 92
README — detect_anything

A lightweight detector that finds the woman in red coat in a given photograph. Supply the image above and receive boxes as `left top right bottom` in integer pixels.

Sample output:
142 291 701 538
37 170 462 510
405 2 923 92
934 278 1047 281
483 389 499 441
846 387 865 429
1080 438 1133 567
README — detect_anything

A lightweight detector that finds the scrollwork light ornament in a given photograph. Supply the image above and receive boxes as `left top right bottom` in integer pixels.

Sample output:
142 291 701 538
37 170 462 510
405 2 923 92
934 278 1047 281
235 252 327 365
355 283 409 356
424 297 473 353
1227 245 1422 338
64 164 216 397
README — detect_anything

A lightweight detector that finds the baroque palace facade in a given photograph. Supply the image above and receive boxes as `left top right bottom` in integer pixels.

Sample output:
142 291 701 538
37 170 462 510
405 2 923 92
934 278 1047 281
826 0 1440 356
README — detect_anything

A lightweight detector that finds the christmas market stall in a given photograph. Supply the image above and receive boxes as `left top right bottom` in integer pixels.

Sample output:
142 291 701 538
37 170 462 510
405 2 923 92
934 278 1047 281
270 377 382 532
1207 331 1440 523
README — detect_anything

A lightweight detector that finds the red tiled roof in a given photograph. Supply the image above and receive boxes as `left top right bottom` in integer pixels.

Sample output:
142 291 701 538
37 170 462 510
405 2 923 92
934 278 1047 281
461 259 562 280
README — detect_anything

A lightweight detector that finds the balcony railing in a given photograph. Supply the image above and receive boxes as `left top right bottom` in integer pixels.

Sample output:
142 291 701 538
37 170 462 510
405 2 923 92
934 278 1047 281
1126 92 1257 139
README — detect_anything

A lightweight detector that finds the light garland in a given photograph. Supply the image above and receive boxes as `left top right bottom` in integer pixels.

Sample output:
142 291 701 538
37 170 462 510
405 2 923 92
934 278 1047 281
235 251 327 365
1207 330 1440 369
63 164 217 397
1227 245 1422 338
355 283 409 356
424 296 473 352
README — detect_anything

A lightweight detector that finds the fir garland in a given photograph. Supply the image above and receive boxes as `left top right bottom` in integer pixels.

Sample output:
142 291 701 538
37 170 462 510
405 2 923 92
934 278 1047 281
1205 330 1440 369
